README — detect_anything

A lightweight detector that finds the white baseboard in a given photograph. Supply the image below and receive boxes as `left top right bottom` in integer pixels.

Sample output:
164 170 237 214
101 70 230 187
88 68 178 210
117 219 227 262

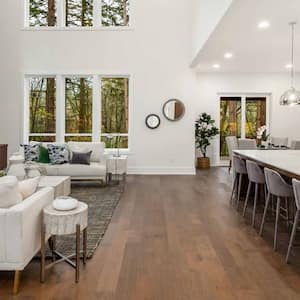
127 166 196 175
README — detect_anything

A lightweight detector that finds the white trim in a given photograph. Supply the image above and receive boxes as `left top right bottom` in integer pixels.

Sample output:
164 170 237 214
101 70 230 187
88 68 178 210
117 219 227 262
92 75 101 142
127 167 196 175
23 77 30 143
21 26 134 31
58 0 65 28
64 134 92 137
56 75 64 143
241 96 246 138
29 133 56 136
94 0 101 27
24 0 30 27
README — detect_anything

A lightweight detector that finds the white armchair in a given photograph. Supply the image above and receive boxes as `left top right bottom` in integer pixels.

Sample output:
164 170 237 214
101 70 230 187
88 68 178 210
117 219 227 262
0 187 54 293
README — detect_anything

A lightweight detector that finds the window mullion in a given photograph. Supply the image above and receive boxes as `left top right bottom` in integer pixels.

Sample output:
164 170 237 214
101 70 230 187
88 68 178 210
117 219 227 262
56 75 65 143
94 0 101 27
24 0 30 27
58 0 66 27
92 75 101 142
23 77 30 143
241 96 246 139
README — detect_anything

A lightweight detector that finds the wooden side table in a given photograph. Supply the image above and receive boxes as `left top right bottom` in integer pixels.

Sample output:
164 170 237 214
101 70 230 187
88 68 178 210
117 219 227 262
41 201 88 283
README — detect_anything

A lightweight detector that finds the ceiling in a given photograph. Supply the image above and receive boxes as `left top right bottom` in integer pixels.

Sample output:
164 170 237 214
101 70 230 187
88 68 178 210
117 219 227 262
195 0 300 72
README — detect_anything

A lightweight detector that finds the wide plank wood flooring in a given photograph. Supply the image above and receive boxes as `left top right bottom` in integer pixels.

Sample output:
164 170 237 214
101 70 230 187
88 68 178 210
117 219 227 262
1 167 300 299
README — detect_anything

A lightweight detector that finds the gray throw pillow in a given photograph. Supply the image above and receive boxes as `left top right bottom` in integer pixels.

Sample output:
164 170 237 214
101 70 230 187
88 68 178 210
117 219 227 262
70 151 92 165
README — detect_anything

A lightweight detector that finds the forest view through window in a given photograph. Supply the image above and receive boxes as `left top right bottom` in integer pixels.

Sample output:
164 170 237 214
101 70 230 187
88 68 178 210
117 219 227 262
27 75 129 148
27 0 130 27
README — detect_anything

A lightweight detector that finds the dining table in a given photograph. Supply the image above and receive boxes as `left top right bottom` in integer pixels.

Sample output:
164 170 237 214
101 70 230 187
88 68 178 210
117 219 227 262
233 149 300 180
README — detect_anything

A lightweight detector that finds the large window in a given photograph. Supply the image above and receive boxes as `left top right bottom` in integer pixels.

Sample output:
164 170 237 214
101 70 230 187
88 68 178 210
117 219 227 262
25 0 131 28
25 75 130 149
28 77 56 142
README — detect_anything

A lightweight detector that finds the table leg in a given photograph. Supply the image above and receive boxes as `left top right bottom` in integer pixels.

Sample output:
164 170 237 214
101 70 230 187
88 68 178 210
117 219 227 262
83 227 87 264
40 223 46 283
76 224 80 283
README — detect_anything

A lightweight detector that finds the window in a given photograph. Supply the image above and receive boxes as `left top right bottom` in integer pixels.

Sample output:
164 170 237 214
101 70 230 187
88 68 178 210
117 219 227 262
66 0 93 27
102 0 129 27
29 0 57 27
28 76 56 142
25 0 131 28
25 75 130 149
65 77 93 141
101 77 129 148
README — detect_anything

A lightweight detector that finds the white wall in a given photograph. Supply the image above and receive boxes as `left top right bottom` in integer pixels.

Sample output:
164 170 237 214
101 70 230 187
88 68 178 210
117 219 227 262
0 0 198 175
196 72 300 165
190 0 233 66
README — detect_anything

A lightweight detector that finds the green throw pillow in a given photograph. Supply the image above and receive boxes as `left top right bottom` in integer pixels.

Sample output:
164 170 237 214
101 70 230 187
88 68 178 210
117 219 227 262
38 145 50 163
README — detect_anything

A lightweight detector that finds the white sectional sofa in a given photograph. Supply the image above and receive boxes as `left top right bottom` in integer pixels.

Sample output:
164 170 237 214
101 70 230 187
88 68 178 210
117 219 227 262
9 142 107 182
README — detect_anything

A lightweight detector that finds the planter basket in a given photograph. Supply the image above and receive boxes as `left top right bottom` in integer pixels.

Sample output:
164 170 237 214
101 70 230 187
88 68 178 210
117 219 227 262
197 157 210 169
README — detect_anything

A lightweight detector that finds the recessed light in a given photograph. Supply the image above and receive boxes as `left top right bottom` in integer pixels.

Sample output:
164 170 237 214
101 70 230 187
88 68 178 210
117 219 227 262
258 20 270 29
224 52 233 59
212 64 220 69
285 64 293 69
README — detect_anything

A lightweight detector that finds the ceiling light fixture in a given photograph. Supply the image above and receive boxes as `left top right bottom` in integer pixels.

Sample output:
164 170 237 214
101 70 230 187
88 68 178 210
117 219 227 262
258 20 270 29
224 52 233 59
212 64 220 69
280 22 300 106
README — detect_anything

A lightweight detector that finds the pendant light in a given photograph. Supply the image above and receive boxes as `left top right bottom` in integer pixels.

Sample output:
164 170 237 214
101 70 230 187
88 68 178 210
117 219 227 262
280 22 300 106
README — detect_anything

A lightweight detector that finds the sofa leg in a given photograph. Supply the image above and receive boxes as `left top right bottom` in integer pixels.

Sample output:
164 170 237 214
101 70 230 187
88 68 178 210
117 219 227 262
13 270 21 294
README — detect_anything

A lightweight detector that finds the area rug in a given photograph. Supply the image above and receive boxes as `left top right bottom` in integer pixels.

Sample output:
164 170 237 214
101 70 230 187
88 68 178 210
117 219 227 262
47 181 124 259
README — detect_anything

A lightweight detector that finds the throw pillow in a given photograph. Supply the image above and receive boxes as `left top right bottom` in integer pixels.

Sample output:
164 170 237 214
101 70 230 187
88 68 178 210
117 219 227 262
47 144 67 165
70 151 92 165
0 176 23 208
22 143 40 162
38 145 50 163
18 176 40 200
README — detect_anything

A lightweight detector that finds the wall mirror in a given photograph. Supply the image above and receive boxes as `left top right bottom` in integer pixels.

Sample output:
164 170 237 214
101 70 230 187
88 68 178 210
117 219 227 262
145 114 161 129
163 99 185 121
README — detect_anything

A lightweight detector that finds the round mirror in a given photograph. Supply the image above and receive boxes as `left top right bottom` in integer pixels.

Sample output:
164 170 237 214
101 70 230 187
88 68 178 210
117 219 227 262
163 99 185 121
145 114 161 129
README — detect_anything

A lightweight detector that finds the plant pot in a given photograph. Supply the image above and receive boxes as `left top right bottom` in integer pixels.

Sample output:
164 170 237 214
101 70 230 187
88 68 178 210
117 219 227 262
197 157 210 169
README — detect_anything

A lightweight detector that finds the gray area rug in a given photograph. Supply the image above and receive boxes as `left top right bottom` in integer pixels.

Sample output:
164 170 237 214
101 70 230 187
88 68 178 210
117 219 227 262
47 181 124 259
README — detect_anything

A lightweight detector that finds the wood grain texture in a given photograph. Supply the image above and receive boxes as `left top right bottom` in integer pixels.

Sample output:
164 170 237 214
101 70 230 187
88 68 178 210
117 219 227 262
1 168 300 299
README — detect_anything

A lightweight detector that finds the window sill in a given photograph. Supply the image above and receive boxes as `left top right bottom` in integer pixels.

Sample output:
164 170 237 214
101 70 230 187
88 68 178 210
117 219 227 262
21 26 134 32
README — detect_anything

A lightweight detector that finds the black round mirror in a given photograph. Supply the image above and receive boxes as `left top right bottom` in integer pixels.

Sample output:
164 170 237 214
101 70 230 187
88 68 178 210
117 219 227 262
145 114 160 129
163 99 185 121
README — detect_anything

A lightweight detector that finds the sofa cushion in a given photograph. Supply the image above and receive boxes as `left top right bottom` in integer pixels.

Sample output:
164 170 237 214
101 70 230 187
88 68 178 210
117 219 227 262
47 145 67 165
44 163 106 177
68 142 104 163
70 151 92 165
18 177 40 200
0 176 22 208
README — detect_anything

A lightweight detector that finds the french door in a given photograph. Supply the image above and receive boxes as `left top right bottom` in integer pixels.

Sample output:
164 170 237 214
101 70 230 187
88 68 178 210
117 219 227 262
219 95 269 160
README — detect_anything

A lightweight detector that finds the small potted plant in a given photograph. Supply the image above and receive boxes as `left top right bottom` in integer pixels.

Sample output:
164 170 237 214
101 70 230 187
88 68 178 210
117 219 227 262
256 125 270 148
195 113 219 169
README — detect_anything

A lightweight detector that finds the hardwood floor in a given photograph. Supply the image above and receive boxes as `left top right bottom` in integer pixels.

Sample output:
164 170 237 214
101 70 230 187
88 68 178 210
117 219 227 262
1 168 300 299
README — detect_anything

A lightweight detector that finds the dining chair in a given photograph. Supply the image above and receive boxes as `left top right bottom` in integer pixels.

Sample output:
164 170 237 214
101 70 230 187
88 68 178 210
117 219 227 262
238 139 257 150
243 160 266 227
230 155 248 207
286 179 300 263
259 168 294 251
290 140 300 150
226 136 239 172
270 137 289 147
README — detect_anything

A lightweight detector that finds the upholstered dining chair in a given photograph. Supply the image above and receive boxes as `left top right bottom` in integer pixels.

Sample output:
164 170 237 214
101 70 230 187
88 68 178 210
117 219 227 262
238 139 257 150
225 136 239 172
270 137 289 147
286 179 300 263
259 168 294 251
290 140 300 150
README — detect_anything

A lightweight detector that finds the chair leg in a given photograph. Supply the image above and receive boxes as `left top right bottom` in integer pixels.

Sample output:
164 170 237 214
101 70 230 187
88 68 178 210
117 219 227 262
243 181 252 217
229 160 232 172
274 197 281 251
286 210 300 263
285 197 290 228
237 173 243 208
259 192 271 236
13 270 21 294
252 183 259 227
230 176 238 205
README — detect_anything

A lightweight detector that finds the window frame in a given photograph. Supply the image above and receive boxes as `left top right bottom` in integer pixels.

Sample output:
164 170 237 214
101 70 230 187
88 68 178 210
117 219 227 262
23 73 132 152
23 0 134 30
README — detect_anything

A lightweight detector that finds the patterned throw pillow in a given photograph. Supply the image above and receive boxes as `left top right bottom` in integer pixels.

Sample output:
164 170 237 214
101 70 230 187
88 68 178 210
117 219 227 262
22 144 40 162
47 144 66 165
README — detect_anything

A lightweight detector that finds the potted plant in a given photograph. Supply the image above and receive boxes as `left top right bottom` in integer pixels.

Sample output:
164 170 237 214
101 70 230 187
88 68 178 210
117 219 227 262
256 125 270 148
195 113 219 169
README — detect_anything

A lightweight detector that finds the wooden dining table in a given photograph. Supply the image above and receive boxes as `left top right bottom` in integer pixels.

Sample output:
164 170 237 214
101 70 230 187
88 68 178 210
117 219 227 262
233 149 300 180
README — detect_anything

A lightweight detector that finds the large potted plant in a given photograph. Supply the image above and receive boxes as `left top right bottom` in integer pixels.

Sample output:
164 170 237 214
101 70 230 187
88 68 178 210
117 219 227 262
195 113 219 169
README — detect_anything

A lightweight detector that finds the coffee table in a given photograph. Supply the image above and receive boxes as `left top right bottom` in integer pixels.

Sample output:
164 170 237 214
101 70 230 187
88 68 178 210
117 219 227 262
38 176 71 198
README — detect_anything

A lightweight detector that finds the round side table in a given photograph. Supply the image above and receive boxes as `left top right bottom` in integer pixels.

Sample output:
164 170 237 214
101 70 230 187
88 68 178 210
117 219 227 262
41 201 88 283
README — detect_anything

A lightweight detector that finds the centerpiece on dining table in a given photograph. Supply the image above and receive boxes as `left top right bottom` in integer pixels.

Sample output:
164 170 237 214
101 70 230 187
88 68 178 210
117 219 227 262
256 125 270 148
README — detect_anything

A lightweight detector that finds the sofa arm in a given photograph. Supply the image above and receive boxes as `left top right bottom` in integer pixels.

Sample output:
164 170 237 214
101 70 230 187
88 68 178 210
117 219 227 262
0 187 54 269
